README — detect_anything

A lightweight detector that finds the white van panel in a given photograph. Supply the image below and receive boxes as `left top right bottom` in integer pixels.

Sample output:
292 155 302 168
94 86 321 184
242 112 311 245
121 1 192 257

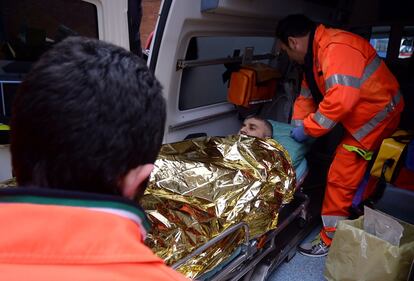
201 0 333 20
0 146 11 182
84 0 130 50
152 0 336 144
152 1 277 143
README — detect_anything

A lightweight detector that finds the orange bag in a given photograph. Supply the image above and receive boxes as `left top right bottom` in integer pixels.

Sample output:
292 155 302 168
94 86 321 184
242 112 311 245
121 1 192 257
227 63 279 108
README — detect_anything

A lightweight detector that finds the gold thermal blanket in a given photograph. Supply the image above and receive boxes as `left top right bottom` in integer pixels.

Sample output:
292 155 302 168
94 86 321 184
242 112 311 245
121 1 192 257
141 135 296 278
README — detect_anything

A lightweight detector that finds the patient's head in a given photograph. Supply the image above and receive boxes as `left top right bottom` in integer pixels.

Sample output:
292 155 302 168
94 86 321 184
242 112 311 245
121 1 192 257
239 116 273 138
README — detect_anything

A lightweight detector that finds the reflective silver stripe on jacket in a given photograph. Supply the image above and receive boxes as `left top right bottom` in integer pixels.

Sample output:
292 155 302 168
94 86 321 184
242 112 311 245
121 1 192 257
313 111 337 129
300 87 312 98
322 215 347 237
292 119 304 127
353 91 402 141
325 56 382 91
361 56 382 84
325 74 360 90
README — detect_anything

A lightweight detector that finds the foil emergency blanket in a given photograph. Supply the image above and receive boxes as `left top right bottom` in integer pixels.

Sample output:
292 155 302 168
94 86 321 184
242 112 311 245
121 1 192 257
141 135 296 279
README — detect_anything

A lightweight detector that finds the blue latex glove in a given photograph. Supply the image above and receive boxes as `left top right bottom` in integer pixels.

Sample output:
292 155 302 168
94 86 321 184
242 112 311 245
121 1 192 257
290 126 309 143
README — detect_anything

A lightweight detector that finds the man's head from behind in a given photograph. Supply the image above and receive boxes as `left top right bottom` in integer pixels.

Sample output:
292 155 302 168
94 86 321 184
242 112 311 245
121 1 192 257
275 14 315 64
11 37 165 199
239 116 273 139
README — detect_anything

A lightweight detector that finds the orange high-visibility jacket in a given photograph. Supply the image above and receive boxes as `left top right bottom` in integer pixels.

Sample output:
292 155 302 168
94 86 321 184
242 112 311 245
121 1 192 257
292 25 404 149
0 188 189 281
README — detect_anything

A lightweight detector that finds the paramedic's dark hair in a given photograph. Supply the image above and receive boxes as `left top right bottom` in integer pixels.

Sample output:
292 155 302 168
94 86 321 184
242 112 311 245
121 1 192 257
246 116 273 137
11 36 165 195
275 14 316 45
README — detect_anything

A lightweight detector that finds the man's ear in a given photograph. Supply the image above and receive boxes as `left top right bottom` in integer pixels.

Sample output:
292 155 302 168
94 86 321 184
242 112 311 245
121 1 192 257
288 37 297 50
121 164 154 199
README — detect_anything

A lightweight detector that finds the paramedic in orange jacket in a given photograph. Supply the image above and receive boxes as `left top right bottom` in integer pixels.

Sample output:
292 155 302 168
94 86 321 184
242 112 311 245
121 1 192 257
0 37 189 281
276 14 404 257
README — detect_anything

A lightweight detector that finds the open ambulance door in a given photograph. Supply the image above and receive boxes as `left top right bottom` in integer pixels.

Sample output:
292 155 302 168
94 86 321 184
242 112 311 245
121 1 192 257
147 0 335 143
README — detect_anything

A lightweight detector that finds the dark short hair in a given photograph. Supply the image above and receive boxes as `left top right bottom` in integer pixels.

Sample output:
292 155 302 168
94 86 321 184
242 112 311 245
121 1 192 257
275 14 316 45
11 37 165 195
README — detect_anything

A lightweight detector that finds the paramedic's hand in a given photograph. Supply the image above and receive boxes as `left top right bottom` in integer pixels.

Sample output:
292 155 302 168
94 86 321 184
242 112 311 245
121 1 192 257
291 126 309 143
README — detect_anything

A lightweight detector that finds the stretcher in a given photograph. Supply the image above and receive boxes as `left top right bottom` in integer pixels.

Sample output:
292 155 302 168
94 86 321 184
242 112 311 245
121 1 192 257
170 159 312 281
143 135 318 280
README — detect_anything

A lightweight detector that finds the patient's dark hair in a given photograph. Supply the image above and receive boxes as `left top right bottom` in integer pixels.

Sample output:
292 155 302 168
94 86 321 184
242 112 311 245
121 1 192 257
11 36 165 195
275 14 316 45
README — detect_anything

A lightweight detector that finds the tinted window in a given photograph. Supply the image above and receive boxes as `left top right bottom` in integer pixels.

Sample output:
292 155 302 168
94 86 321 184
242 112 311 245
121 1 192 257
0 0 98 125
179 36 274 110
399 26 414 59
1 0 98 63
369 26 391 58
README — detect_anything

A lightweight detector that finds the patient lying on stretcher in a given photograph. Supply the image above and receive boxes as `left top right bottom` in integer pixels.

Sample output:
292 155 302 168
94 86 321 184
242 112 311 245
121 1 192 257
239 115 311 173
141 117 310 279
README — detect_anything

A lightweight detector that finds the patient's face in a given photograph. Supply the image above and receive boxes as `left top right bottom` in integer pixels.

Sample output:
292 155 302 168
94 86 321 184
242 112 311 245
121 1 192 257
239 118 270 139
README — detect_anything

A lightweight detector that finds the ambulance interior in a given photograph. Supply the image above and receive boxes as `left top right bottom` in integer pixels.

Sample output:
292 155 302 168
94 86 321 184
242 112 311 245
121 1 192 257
0 0 413 280
147 1 414 278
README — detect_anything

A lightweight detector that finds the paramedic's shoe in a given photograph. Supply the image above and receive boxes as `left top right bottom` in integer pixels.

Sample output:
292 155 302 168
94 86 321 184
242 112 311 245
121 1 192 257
298 235 329 257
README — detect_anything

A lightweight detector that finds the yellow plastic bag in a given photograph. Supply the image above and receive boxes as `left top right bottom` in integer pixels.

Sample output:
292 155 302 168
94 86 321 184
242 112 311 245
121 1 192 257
325 216 414 281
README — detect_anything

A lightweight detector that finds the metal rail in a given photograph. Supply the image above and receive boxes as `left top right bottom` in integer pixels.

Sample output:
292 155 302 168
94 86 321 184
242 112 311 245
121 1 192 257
176 53 275 70
171 192 310 280
172 222 250 270
226 193 310 281
168 108 237 131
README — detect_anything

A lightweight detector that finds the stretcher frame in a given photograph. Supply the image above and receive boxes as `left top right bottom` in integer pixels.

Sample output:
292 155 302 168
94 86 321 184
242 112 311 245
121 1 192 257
172 191 311 281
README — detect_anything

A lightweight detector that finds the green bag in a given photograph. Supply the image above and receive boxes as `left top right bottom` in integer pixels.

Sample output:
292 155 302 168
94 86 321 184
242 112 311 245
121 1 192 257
325 216 414 281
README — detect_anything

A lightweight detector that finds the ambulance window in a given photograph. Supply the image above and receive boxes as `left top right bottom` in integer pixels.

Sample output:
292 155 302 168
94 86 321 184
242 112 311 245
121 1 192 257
0 0 98 125
398 26 414 59
369 26 391 58
179 36 274 110
0 0 98 64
